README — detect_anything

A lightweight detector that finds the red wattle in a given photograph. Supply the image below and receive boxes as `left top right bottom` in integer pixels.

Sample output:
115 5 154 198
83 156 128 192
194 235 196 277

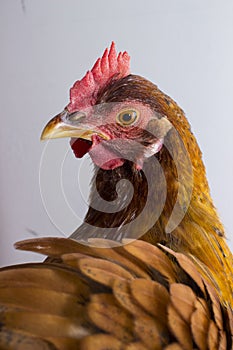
70 138 92 158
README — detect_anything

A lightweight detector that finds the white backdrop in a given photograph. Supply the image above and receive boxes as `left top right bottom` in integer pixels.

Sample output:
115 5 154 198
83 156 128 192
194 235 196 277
0 0 233 266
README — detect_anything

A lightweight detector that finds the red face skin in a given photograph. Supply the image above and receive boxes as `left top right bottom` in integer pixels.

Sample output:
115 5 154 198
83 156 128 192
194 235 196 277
69 101 165 170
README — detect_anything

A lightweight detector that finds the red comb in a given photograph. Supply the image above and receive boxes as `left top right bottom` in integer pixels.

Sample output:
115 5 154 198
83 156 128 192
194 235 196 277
67 42 130 112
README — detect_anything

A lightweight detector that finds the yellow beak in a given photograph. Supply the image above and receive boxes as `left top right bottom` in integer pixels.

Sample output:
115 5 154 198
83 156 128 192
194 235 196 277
40 110 108 141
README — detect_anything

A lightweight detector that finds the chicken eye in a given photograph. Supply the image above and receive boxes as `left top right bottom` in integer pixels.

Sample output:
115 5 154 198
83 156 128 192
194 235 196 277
116 109 139 126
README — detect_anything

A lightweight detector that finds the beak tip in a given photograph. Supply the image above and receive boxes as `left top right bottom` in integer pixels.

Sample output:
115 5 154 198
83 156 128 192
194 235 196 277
40 114 63 141
40 127 51 141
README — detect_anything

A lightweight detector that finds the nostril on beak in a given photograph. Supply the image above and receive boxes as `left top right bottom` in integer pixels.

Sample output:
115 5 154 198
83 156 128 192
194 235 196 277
67 112 87 123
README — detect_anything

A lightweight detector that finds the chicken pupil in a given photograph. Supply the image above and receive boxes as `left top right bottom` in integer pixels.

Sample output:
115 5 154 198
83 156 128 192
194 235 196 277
122 113 133 122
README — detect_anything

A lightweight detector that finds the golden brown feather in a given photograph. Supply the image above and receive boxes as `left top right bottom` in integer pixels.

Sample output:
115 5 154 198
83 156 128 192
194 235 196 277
0 237 232 349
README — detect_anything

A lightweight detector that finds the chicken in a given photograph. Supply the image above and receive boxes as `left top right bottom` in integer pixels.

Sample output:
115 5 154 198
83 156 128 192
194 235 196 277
0 43 232 349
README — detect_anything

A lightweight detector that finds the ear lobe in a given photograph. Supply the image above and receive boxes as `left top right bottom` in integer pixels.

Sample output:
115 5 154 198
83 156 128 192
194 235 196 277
146 116 172 139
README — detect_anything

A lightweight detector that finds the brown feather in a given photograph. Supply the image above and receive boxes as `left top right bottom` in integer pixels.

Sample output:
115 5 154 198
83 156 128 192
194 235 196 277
168 303 193 350
191 299 211 350
130 279 169 320
207 321 219 350
169 283 196 323
0 237 232 349
88 293 134 343
80 334 123 350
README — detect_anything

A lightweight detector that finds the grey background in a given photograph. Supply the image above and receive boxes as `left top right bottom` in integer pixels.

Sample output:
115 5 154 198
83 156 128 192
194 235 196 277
0 0 232 266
